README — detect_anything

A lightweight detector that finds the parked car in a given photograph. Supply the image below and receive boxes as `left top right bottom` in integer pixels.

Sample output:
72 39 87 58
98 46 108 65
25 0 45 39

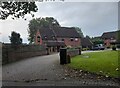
92 44 105 50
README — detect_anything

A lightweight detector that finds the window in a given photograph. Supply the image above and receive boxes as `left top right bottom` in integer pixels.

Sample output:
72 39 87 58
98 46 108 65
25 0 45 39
70 38 74 41
111 38 113 40
37 36 40 42
52 35 55 40
61 39 64 41
53 36 55 39
75 38 78 42
44 35 47 40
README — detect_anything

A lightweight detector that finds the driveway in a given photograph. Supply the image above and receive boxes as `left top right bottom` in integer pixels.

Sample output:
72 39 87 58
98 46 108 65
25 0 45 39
2 53 119 86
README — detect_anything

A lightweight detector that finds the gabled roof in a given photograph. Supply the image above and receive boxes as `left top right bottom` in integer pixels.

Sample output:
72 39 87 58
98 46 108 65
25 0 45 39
53 27 80 38
81 38 93 47
39 28 56 40
101 31 117 39
38 27 81 40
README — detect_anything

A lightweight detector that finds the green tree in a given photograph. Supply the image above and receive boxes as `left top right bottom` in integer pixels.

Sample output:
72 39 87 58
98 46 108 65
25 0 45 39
91 37 104 45
9 31 22 45
28 17 60 43
74 27 84 38
0 2 38 20
86 35 91 39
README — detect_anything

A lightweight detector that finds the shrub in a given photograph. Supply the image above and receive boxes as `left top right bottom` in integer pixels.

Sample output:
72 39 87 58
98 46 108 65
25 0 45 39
112 45 116 51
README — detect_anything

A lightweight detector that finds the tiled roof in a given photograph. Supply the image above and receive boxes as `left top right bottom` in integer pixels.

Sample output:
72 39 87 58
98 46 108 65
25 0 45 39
53 27 80 38
81 38 93 47
101 31 117 39
39 28 56 40
38 27 81 40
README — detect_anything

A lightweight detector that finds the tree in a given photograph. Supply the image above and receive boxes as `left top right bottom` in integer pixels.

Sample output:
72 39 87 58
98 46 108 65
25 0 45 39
86 35 91 39
0 2 38 20
74 27 84 38
9 31 22 46
28 17 60 43
91 37 104 45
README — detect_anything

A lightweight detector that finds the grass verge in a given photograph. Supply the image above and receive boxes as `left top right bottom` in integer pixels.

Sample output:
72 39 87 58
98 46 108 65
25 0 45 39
68 50 119 78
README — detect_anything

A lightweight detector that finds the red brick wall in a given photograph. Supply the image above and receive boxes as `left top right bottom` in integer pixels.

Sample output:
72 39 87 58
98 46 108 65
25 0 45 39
57 38 81 47
35 31 42 45
2 44 47 65
104 39 111 47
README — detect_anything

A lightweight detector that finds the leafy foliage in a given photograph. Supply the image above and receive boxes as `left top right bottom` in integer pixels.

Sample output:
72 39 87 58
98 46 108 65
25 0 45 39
28 17 60 43
91 37 104 45
9 31 22 45
0 2 38 19
86 35 91 39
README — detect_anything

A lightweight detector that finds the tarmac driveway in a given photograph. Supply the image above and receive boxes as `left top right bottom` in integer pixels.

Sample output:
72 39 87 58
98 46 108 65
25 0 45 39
3 53 78 86
2 53 119 86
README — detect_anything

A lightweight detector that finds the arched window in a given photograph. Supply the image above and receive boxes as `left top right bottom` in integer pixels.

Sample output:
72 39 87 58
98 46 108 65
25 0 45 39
37 36 40 42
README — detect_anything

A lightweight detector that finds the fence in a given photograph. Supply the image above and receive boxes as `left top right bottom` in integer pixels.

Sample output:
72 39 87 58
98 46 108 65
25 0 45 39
2 44 47 65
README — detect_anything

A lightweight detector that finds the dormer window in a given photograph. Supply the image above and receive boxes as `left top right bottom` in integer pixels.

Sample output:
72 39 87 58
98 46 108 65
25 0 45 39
44 35 47 40
52 35 55 40
61 39 64 41
70 38 74 41
53 36 55 39
75 38 78 42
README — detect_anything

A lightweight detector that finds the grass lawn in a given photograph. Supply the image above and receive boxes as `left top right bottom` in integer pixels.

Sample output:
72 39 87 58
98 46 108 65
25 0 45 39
68 50 119 78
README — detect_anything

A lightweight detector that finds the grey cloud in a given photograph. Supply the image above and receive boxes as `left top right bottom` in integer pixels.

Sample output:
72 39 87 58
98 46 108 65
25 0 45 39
36 2 117 37
0 2 118 43
0 19 29 43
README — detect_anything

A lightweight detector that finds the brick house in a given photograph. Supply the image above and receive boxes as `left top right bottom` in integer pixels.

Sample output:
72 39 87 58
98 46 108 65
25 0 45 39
35 27 81 53
101 31 118 48
53 27 81 47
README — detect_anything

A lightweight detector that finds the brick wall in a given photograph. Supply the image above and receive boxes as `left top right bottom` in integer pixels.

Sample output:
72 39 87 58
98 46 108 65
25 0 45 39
2 44 47 65
104 39 111 48
57 38 81 47
67 48 80 57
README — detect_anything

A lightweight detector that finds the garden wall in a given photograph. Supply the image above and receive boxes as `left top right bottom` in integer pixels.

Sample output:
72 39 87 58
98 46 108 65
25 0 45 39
2 44 47 65
67 48 81 57
59 48 81 65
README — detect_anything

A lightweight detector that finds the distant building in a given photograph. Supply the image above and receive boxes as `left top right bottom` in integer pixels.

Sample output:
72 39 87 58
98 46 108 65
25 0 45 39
101 31 118 48
35 27 81 53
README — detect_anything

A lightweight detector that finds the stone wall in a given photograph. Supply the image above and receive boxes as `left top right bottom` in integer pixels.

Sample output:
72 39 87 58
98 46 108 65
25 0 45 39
67 48 80 57
2 44 47 65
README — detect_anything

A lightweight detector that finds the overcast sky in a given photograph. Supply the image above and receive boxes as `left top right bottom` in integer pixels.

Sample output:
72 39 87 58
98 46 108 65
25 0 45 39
0 1 118 43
